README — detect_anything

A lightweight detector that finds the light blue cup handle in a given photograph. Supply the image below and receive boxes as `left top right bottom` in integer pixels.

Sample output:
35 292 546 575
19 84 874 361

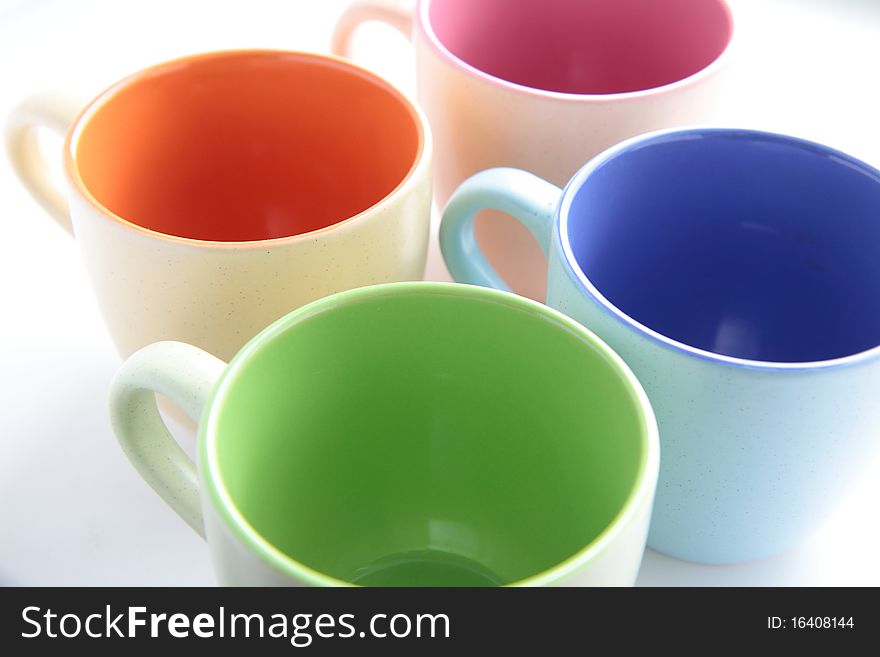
439 168 562 291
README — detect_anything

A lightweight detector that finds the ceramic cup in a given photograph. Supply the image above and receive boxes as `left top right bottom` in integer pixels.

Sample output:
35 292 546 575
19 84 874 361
109 282 659 586
5 50 432 362
440 129 880 564
333 0 734 300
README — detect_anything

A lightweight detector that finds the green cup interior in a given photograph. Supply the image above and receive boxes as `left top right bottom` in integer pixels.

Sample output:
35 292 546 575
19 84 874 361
206 285 650 586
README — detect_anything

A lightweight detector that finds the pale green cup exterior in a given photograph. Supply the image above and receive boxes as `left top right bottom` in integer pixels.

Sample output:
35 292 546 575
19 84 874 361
109 282 659 586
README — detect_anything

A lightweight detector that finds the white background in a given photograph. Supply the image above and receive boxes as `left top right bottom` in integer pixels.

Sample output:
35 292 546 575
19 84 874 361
0 0 878 586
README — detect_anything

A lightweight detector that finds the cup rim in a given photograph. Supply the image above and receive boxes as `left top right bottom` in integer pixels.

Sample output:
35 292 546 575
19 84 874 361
415 0 735 102
556 127 880 371
63 49 430 249
198 281 660 587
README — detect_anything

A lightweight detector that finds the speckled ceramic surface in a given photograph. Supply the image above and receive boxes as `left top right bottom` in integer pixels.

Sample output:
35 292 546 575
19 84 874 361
440 129 880 564
109 282 660 586
333 0 734 300
6 50 432 363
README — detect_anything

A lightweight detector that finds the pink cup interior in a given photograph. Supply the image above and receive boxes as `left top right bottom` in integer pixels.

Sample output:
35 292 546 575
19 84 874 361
427 0 733 94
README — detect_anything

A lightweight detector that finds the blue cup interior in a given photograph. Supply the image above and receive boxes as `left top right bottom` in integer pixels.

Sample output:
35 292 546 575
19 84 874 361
565 130 880 363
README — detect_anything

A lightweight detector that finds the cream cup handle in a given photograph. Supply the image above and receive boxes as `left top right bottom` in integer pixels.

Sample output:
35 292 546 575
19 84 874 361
109 341 227 538
331 0 414 57
5 93 81 235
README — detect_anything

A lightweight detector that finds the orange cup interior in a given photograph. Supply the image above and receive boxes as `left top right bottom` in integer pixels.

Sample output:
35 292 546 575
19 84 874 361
68 51 423 241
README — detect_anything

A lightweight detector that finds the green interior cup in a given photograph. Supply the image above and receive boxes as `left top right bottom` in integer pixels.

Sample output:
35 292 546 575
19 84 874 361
202 283 652 586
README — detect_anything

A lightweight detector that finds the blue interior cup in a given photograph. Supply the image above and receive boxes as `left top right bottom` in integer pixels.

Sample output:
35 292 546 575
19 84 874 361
564 129 880 363
439 127 880 563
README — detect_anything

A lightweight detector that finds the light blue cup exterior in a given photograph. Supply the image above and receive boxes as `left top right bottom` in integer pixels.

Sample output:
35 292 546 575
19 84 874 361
440 128 880 564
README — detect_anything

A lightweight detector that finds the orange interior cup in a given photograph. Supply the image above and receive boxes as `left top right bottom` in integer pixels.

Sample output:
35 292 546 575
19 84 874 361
67 51 423 242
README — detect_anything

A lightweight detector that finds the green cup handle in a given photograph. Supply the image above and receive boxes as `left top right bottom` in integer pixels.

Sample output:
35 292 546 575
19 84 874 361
439 168 562 291
109 341 226 538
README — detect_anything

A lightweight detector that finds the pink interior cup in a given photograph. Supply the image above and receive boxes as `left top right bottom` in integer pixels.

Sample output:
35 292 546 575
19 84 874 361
426 0 734 95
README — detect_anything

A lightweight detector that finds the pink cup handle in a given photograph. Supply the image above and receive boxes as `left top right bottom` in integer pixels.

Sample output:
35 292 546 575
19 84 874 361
331 0 413 57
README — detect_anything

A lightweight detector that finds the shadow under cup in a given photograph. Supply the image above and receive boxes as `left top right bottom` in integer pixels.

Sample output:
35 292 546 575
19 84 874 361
68 51 422 241
205 287 652 586
565 130 880 363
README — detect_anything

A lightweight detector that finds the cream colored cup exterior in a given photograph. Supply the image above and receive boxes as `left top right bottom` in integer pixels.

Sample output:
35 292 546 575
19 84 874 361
333 0 733 299
5 55 432 363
